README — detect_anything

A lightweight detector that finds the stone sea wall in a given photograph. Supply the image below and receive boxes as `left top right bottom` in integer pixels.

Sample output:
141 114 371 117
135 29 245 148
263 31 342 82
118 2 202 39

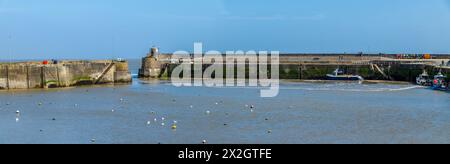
0 60 131 90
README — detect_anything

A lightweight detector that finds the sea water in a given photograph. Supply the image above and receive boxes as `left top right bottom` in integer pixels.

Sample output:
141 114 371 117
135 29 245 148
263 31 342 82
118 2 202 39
0 60 448 144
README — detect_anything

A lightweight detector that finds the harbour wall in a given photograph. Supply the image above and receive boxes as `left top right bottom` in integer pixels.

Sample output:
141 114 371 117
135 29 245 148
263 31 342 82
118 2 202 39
0 60 132 90
139 53 450 82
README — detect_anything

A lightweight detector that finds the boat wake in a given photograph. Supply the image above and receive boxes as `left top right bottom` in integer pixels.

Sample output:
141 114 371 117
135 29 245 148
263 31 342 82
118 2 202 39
281 86 423 92
164 82 425 92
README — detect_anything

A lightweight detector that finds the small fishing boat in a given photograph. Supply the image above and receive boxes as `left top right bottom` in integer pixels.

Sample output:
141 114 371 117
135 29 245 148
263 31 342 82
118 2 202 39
432 71 448 91
326 68 364 81
416 70 432 86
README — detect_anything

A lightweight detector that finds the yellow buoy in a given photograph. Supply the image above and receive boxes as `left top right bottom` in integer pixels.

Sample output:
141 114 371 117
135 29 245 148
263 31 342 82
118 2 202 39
171 124 177 129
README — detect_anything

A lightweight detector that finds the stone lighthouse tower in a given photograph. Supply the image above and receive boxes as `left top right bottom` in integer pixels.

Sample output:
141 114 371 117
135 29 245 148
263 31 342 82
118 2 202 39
139 46 162 78
148 46 159 58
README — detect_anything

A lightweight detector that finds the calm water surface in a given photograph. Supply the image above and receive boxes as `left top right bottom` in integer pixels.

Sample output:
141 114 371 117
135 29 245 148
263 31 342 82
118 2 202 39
0 60 449 144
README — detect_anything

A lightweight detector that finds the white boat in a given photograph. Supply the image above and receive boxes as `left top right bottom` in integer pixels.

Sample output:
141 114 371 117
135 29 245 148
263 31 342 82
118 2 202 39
416 70 431 86
326 68 364 81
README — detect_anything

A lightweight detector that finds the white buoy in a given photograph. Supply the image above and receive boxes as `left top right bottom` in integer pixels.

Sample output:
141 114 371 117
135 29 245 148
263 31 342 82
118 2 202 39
190 105 193 109
161 122 165 126
147 121 151 125
161 117 165 121
16 110 20 114
202 140 207 144
154 118 157 122
206 110 211 115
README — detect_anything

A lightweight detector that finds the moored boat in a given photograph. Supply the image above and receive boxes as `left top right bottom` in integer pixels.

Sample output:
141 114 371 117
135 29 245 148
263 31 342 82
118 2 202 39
432 71 448 91
326 68 364 81
416 70 432 86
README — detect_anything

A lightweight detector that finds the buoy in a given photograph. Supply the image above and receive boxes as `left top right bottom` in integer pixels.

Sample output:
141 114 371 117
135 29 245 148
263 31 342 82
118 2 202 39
52 118 56 121
161 122 165 126
202 140 207 144
16 110 20 114
147 121 151 125
171 124 177 129
268 130 272 134
112 109 115 112
265 118 269 121
250 109 254 113
206 110 211 115
190 105 194 109
154 118 157 122
38 102 42 106
91 139 96 143
250 105 255 109
215 102 219 105
161 117 165 121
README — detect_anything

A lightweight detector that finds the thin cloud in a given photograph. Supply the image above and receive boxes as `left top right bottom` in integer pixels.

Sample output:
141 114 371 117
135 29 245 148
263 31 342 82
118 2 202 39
216 0 325 21
225 14 326 21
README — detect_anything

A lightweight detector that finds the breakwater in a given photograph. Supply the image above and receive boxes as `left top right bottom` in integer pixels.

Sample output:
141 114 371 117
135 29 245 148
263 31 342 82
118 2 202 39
0 60 132 90
139 51 450 82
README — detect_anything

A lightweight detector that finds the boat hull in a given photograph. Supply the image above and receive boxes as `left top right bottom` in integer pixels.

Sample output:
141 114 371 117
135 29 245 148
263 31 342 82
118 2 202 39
326 75 363 81
432 84 448 91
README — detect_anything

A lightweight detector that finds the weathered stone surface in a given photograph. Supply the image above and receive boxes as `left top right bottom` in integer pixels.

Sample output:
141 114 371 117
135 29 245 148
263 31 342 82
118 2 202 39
28 65 43 88
0 60 132 90
115 71 132 83
139 53 450 82
139 57 163 78
8 65 28 89
0 65 8 89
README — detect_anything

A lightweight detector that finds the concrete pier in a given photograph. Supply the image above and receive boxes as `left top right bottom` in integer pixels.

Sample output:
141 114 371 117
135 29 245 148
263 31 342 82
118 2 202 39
0 60 132 90
139 50 450 82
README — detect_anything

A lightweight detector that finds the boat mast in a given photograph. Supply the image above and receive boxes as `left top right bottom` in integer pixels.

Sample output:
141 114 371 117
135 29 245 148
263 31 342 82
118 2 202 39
8 34 12 63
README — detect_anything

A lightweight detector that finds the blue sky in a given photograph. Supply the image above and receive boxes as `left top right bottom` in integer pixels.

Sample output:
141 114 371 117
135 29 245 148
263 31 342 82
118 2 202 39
1 0 450 59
